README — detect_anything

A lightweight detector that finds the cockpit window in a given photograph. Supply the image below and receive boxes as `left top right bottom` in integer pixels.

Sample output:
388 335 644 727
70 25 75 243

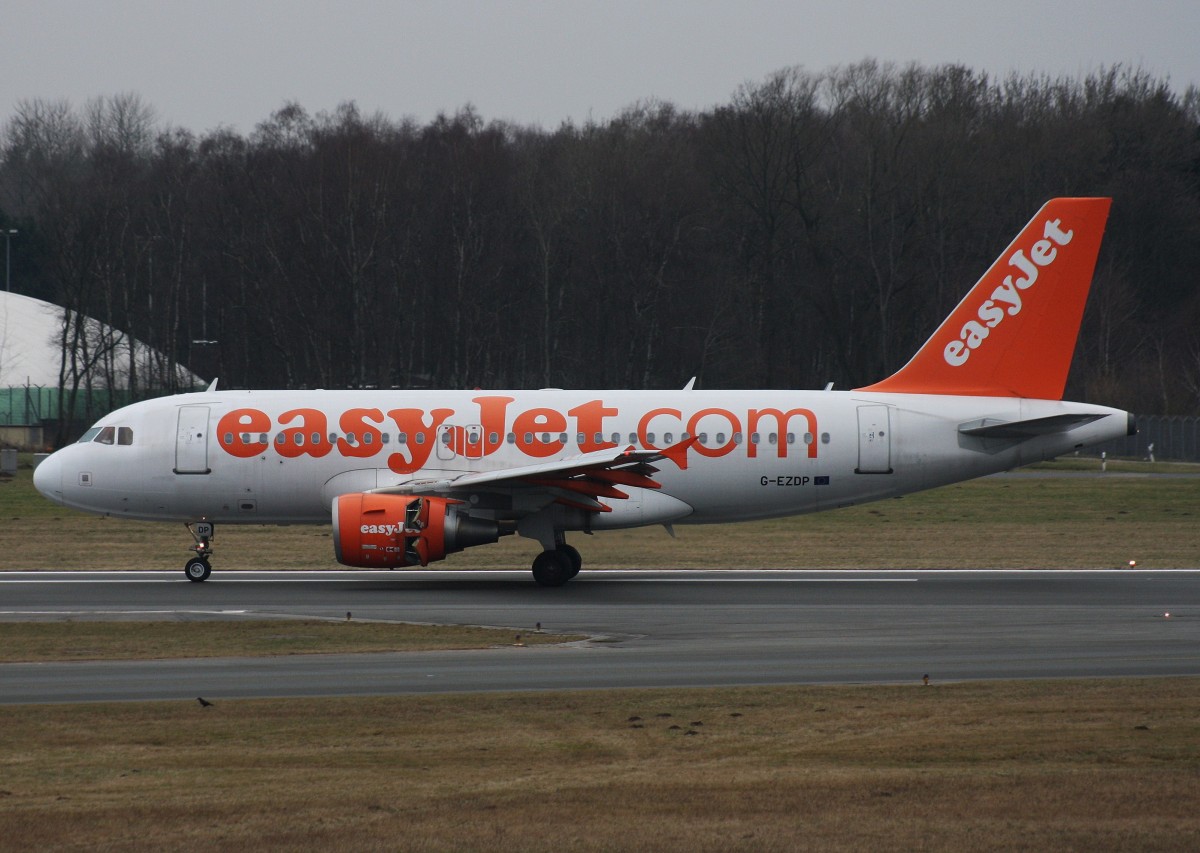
78 425 133 445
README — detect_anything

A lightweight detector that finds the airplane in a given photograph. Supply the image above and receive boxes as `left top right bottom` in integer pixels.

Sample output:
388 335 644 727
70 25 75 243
33 197 1135 585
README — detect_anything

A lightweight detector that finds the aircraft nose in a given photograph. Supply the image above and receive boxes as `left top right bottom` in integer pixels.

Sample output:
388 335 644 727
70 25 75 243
33 451 64 504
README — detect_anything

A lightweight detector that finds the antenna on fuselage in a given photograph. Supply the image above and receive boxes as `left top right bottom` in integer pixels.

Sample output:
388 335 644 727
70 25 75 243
206 378 219 392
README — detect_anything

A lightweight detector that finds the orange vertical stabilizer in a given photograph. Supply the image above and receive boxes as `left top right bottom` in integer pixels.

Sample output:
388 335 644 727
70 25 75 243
856 197 1111 400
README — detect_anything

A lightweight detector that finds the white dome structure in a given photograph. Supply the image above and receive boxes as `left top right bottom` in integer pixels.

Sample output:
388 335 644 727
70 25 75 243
0 290 64 387
0 290 201 394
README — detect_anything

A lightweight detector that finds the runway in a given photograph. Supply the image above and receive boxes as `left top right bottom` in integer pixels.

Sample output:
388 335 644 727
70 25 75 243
2 569 1198 703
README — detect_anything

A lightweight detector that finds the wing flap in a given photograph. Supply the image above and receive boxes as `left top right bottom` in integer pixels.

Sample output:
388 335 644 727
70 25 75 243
368 440 696 514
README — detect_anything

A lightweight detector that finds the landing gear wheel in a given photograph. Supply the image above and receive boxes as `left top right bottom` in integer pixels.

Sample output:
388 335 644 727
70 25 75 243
184 520 215 582
532 549 573 587
558 544 582 579
184 557 212 582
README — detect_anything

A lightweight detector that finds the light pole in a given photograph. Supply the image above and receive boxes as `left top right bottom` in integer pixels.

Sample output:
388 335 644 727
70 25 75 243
4 229 16 293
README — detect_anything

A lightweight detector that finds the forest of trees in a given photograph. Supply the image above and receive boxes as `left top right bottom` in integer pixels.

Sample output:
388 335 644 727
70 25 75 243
1 61 1198 439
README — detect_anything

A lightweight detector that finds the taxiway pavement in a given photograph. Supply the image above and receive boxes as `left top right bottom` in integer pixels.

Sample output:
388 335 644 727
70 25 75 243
1 569 1197 703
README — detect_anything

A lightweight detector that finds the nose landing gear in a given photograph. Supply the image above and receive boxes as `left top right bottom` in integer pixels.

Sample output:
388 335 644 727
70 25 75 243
184 520 214 582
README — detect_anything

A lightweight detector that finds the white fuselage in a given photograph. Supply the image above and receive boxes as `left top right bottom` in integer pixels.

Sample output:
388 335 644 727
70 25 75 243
34 388 1130 530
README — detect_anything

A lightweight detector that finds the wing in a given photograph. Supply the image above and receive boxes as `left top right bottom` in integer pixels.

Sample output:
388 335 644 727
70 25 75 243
369 438 698 514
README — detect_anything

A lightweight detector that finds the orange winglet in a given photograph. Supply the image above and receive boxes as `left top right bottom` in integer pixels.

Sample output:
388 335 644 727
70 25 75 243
857 198 1111 400
659 435 700 470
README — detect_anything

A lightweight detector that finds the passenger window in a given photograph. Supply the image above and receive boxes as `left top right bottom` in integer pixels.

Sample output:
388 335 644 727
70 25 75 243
96 427 115 445
275 433 287 445
118 427 133 445
646 432 656 444
750 432 760 444
347 432 358 445
804 432 813 445
523 433 533 445
490 432 500 445
398 433 408 444
611 432 620 444
733 432 743 445
310 432 320 445
821 432 831 444
506 433 516 444
224 433 234 445
664 432 673 444
768 433 777 445
415 434 425 445
441 432 451 445
716 432 726 443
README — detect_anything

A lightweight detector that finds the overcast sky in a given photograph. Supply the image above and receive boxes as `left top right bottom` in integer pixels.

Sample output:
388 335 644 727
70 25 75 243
2 0 1198 135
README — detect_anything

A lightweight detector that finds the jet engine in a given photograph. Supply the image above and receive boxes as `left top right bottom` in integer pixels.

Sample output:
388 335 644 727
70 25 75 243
332 494 500 568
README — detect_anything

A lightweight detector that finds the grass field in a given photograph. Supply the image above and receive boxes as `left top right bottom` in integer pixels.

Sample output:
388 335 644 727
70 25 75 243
1 680 1198 851
3 455 1198 571
0 620 576 663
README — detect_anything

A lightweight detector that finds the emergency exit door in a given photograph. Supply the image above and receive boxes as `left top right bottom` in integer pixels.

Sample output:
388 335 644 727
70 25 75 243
436 424 485 461
174 406 211 474
855 405 892 474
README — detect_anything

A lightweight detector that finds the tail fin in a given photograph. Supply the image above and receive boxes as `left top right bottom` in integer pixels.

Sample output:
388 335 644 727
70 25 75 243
857 198 1111 399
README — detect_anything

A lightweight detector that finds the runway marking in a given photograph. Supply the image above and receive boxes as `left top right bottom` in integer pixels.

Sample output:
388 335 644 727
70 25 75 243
0 571 1195 578
0 609 250 616
0 575 919 584
1 569 1197 584
606 577 919 582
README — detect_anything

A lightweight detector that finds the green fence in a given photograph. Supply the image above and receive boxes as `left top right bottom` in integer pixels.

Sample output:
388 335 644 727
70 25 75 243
0 386 140 426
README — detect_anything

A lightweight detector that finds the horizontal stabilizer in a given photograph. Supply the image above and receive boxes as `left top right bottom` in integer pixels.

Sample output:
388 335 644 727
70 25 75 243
958 413 1105 440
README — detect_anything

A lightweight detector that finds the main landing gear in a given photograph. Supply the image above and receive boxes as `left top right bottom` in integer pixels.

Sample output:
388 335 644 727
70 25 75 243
531 543 582 587
184 520 214 582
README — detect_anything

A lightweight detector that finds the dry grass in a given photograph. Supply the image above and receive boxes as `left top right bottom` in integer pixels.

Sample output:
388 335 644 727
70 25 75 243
0 620 576 663
0 679 1197 851
3 459 1199 570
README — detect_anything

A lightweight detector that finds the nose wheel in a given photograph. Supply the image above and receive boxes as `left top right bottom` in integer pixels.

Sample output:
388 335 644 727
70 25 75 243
184 520 215 582
184 557 211 582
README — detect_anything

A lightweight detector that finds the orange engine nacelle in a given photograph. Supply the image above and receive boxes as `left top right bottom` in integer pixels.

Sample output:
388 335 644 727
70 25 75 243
332 494 500 568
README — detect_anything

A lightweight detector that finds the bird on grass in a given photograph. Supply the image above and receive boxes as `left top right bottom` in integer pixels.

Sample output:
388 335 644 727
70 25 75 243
196 697 214 708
